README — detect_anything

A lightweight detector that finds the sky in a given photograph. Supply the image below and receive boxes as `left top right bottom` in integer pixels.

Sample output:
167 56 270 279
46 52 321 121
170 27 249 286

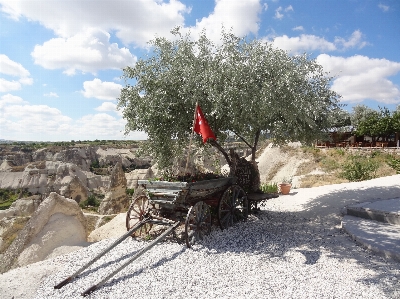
0 0 399 142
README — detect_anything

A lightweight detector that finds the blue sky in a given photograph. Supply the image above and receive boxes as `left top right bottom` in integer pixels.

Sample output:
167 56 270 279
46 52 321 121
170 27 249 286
0 0 399 141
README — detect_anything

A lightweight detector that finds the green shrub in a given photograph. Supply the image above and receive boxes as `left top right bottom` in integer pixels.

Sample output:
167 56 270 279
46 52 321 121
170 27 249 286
260 182 278 193
0 189 31 210
387 155 400 174
335 148 346 156
370 150 381 158
90 160 100 170
340 154 379 182
321 157 340 172
126 188 135 196
80 195 100 209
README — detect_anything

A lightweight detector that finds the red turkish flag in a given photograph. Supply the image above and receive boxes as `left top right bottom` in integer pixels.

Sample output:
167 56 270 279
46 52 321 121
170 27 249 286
193 105 216 143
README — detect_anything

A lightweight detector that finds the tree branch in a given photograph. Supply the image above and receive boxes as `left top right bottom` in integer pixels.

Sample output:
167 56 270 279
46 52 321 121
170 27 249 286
251 129 261 161
208 139 232 166
233 131 252 149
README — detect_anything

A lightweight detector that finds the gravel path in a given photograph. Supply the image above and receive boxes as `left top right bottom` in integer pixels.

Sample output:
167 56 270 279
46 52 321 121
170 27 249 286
34 208 400 298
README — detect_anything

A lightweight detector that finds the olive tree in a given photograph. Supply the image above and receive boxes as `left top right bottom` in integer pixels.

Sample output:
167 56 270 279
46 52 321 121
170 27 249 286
118 28 341 170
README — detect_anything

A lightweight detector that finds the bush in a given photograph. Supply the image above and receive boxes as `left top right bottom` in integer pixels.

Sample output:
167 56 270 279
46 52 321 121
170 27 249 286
340 154 379 182
90 160 100 170
260 182 278 193
126 188 135 196
0 188 31 210
80 195 100 209
387 155 400 174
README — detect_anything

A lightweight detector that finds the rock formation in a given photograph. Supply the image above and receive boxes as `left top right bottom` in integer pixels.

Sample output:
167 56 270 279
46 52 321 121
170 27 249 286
0 145 152 197
0 161 107 195
0 195 41 220
0 193 88 274
98 162 129 215
59 175 89 204
88 213 126 242
125 168 154 189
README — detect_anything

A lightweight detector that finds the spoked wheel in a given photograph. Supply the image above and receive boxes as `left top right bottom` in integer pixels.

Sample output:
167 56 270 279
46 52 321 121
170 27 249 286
218 185 248 230
126 195 152 237
185 201 212 248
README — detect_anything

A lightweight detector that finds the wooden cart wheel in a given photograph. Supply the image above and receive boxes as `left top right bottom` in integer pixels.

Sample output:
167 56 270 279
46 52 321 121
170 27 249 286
218 185 248 230
185 201 212 248
126 195 152 237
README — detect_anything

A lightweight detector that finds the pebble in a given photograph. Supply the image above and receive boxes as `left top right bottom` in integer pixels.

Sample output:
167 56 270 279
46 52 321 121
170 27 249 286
34 208 400 299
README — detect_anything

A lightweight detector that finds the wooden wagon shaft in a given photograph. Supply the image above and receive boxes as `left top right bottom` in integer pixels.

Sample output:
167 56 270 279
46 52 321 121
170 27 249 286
54 216 155 289
82 220 181 296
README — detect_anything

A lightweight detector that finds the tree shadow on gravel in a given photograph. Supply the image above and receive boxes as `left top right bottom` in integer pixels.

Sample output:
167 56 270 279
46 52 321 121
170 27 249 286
71 183 400 297
197 184 400 298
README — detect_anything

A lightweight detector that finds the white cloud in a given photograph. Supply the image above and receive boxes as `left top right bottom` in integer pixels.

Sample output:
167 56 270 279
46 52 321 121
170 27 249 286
378 3 389 12
44 92 59 98
285 5 293 12
2 0 263 72
74 113 125 137
82 78 122 101
334 30 367 50
96 102 123 117
274 7 284 19
0 55 33 91
73 113 147 140
0 94 28 108
317 54 400 104
0 94 145 141
31 29 136 75
95 102 118 112
0 0 189 47
0 99 73 140
270 30 367 54
272 34 336 53
0 78 22 92
292 26 304 31
187 0 262 41
0 54 30 77
263 3 268 11
274 5 292 20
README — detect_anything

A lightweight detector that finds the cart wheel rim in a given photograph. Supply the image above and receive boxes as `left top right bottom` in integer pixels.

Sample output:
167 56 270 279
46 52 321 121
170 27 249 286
126 195 152 237
185 201 211 248
218 185 248 230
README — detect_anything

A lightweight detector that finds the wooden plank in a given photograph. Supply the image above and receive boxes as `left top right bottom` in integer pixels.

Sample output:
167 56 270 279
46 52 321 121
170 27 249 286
138 180 188 188
189 177 234 190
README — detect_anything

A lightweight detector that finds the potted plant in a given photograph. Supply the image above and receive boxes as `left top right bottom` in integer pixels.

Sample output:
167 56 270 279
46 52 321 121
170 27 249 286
279 177 292 195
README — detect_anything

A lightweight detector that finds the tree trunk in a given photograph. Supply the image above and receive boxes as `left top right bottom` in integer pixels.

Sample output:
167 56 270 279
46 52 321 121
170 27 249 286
208 139 232 166
208 138 261 192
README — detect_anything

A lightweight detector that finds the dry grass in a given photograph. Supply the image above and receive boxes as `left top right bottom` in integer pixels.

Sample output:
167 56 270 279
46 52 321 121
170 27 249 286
0 216 30 254
293 147 397 187
266 161 286 181
299 174 348 188
255 140 271 159
296 160 317 176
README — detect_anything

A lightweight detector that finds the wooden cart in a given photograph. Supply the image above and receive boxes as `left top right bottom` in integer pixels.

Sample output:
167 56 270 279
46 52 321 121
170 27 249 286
126 176 278 248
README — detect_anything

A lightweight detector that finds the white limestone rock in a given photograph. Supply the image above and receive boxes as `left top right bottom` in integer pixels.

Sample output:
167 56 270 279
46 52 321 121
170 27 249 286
0 193 88 273
98 162 129 215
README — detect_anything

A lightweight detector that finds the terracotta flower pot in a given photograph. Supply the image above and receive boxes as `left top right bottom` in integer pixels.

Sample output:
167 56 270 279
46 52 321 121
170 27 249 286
279 183 291 195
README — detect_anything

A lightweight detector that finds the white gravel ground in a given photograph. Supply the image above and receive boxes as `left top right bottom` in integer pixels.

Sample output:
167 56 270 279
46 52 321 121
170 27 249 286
2 174 400 299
